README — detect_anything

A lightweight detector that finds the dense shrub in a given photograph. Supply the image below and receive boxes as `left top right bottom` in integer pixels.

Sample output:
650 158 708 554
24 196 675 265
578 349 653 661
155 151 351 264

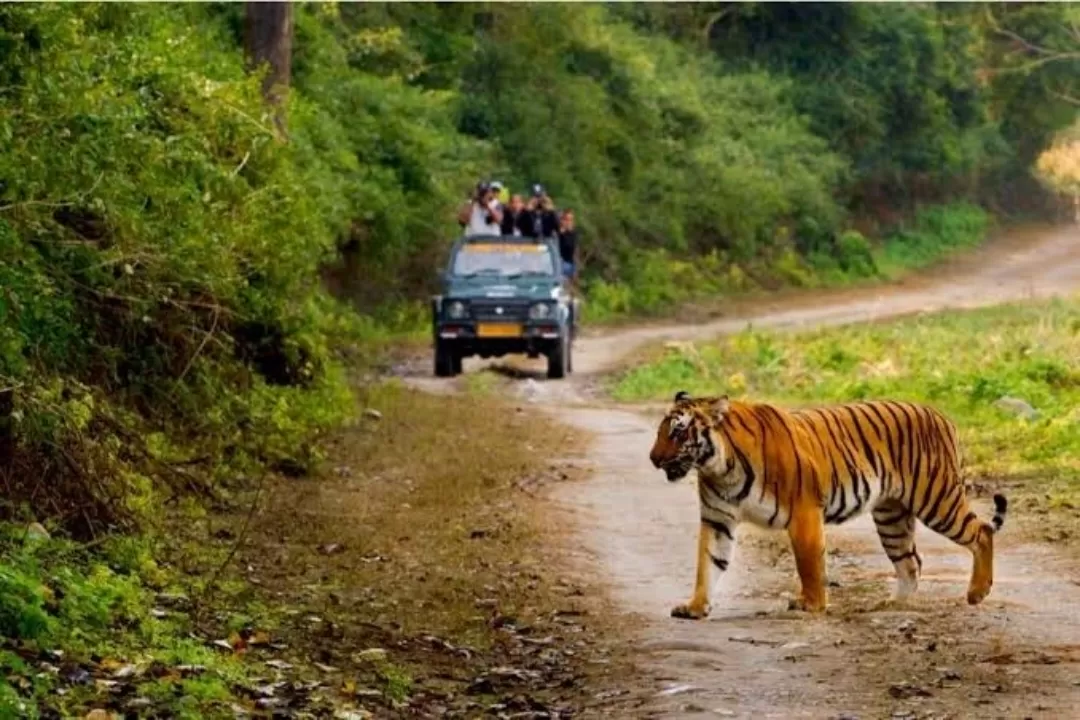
0 4 355 534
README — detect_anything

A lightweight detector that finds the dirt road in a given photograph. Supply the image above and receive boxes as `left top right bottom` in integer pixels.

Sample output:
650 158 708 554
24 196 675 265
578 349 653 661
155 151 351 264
560 407 1080 719
413 224 1080 719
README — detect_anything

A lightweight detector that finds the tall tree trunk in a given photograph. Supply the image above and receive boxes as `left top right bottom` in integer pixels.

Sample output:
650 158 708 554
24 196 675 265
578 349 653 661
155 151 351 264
244 1 293 135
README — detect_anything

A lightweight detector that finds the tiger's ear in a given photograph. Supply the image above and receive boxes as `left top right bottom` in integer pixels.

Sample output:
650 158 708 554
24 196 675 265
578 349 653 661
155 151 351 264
674 390 691 403
707 395 730 422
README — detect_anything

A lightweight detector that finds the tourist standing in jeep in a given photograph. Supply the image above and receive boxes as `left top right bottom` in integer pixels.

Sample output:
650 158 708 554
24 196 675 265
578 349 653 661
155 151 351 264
525 184 559 238
500 193 532 237
457 181 503 237
557 207 578 281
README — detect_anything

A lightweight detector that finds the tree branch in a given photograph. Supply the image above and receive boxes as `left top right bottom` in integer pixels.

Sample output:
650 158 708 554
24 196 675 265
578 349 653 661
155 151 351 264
1051 89 1080 106
984 7 1080 72
0 172 105 214
701 7 733 49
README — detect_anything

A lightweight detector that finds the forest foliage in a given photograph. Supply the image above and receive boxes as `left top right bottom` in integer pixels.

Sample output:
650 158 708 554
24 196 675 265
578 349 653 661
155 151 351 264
0 1 1078 714
0 0 1075 553
307 2 1080 310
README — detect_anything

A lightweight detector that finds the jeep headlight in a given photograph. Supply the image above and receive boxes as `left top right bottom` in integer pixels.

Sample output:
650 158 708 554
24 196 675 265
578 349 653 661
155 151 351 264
528 302 553 320
446 300 467 319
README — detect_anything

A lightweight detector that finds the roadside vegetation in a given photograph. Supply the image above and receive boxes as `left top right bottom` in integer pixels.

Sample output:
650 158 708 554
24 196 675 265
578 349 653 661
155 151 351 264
0 382 623 717
611 298 1080 510
585 202 993 323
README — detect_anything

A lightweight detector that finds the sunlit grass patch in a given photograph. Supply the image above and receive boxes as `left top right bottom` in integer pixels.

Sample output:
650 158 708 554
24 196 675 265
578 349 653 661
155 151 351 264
611 297 1080 485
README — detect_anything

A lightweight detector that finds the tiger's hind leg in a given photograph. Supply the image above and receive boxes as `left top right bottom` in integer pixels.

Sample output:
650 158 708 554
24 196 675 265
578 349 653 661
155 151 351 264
916 485 1007 605
872 501 921 602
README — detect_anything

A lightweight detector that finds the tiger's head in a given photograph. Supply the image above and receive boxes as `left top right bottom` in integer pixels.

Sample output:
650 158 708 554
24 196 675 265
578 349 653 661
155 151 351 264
649 390 730 482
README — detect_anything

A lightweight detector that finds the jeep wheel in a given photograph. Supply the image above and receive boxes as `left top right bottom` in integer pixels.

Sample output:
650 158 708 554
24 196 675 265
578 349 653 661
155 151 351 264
434 342 457 377
547 333 569 380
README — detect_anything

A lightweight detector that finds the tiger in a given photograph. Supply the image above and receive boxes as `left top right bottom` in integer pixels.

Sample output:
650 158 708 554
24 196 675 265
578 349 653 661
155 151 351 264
648 390 1008 619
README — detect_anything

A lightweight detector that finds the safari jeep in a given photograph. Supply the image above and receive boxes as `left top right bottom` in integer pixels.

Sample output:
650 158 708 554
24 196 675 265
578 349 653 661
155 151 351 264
431 234 576 379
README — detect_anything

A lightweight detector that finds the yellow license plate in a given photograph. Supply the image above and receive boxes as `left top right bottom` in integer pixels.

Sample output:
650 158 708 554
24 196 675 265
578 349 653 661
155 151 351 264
476 323 523 338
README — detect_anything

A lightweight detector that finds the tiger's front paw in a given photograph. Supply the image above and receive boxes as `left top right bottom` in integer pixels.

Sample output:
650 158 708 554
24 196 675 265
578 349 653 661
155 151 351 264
671 601 710 620
787 595 827 613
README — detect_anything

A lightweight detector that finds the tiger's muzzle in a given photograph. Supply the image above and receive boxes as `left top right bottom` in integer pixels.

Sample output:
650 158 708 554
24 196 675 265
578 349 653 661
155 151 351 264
652 456 691 482
650 432 692 482
663 463 690 482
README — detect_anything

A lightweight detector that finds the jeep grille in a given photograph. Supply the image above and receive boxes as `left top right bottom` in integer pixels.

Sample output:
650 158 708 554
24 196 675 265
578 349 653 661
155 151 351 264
470 299 529 322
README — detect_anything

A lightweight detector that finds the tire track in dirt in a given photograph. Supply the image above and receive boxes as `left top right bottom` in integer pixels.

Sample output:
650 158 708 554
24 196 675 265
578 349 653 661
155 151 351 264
408 224 1080 718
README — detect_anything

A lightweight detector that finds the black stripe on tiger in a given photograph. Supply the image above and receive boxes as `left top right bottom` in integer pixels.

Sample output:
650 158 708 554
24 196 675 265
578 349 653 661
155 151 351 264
650 394 1011 611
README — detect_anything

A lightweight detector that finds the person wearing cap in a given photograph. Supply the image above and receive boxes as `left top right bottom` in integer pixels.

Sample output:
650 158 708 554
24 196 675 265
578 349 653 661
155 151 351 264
525 184 559 238
489 180 508 226
457 180 503 236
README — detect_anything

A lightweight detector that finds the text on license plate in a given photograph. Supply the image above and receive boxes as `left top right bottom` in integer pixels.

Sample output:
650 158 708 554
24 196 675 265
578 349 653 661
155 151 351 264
476 323 523 338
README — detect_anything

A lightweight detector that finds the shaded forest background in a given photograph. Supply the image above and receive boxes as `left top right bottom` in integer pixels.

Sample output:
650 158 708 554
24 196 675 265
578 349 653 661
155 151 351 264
0 2 1079 715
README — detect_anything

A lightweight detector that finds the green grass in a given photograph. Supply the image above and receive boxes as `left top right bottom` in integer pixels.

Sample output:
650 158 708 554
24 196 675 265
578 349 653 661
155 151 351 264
0 526 251 718
872 202 991 277
612 296 1080 483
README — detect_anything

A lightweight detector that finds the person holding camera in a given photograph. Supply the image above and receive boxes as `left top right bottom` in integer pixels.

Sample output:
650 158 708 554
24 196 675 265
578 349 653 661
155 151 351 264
500 193 533 237
457 181 504 236
525 184 559 238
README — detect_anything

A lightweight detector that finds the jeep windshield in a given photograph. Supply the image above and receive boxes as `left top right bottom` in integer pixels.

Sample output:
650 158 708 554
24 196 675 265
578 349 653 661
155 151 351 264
450 241 557 279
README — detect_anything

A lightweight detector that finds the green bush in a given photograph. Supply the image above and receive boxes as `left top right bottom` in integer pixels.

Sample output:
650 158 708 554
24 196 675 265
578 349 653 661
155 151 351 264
0 4 357 532
0 524 249 717
876 202 991 276
0 562 53 643
836 230 879 276
584 249 753 321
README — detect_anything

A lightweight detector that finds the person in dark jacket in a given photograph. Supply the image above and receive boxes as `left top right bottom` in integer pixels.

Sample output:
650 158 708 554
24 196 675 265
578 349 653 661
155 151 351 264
557 207 578 279
500 193 532 237
526 184 559 238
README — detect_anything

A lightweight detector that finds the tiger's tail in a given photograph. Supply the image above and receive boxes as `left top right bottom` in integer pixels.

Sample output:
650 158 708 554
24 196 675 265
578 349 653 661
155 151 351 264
989 493 1008 533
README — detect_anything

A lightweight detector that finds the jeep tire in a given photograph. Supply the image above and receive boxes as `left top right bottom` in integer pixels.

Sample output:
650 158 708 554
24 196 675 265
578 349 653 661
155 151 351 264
547 330 570 380
434 341 458 378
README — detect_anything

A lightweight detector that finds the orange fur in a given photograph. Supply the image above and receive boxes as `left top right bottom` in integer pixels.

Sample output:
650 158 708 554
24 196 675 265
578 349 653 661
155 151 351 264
650 392 1008 618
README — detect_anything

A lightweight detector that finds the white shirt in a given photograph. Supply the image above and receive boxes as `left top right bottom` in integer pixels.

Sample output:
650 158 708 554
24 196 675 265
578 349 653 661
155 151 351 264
465 200 501 236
